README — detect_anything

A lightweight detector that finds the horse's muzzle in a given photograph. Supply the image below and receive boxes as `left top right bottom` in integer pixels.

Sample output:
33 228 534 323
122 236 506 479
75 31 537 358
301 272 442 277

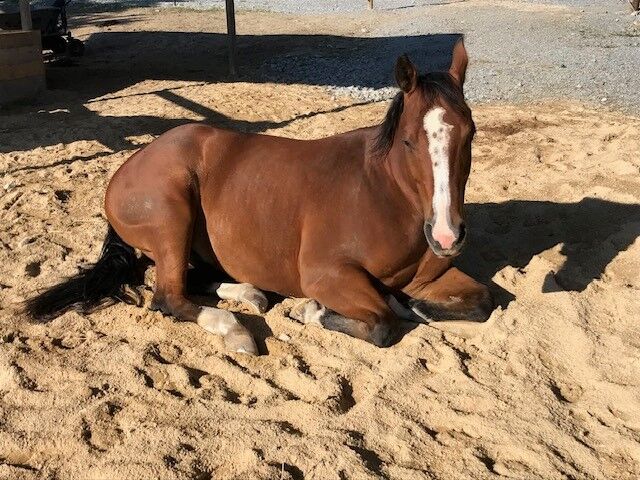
424 221 467 257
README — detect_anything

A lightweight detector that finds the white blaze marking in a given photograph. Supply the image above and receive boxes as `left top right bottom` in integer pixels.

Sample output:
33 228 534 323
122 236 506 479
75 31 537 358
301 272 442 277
423 107 455 246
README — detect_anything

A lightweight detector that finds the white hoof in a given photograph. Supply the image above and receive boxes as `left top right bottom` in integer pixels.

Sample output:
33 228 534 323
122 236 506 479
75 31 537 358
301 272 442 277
289 298 325 326
216 283 268 314
242 290 268 314
197 307 258 355
224 329 259 355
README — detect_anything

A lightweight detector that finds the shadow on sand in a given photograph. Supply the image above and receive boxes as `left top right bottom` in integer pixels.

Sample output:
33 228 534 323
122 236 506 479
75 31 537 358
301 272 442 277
1 31 462 156
392 197 639 342
457 198 640 297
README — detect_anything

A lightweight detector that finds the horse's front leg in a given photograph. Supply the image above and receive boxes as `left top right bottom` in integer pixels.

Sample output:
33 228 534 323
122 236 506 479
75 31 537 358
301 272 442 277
292 265 399 347
402 267 494 323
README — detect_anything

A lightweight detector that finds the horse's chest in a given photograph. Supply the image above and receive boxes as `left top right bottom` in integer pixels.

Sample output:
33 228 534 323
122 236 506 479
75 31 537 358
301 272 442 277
364 227 429 285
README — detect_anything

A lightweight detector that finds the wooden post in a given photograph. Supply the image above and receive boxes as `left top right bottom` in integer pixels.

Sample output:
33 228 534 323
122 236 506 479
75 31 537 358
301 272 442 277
368 0 373 9
19 0 33 31
0 30 45 105
225 0 237 77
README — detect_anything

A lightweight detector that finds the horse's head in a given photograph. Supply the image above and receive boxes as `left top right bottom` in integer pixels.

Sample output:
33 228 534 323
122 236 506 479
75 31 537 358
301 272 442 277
381 40 474 258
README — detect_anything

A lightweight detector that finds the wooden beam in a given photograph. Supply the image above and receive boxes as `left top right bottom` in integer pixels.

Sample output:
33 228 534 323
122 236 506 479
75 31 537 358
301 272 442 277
19 0 33 31
225 0 237 77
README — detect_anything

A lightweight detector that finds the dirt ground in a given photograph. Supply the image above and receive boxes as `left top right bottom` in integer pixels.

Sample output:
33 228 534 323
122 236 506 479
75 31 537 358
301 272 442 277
1 5 640 480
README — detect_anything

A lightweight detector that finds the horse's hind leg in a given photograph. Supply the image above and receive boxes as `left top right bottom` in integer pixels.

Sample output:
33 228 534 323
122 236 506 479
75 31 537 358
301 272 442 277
117 199 258 355
403 267 494 323
151 248 258 354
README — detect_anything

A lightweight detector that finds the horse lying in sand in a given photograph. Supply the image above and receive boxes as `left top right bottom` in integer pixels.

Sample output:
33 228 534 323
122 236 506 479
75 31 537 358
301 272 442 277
26 40 494 354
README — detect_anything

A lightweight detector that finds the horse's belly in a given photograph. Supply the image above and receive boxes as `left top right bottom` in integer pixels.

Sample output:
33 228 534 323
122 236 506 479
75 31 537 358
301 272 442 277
203 206 304 297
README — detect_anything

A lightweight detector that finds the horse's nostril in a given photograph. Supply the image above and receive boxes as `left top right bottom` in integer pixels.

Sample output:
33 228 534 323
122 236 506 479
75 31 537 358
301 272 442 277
433 232 456 250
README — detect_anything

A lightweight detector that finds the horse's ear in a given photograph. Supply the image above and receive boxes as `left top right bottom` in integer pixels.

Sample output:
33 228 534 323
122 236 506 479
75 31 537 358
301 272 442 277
449 38 468 87
395 54 418 93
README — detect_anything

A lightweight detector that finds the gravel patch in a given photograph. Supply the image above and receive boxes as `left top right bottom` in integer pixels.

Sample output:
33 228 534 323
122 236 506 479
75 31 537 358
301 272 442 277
374 1 640 113
260 33 463 102
76 0 461 14
255 1 640 113
13 0 638 113
166 0 459 13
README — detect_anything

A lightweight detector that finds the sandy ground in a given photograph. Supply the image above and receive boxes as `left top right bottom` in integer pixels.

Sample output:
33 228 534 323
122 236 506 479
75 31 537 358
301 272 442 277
2 5 640 480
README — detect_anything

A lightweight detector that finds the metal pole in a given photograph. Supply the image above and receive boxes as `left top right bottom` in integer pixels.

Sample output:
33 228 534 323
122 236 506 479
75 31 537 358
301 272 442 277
225 0 237 77
19 0 33 31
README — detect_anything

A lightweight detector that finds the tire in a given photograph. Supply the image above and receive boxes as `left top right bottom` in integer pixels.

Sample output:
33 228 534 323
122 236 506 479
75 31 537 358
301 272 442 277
68 38 85 57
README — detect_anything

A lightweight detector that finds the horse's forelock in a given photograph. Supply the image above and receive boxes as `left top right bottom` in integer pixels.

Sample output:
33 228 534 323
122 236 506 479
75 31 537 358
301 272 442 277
371 72 470 160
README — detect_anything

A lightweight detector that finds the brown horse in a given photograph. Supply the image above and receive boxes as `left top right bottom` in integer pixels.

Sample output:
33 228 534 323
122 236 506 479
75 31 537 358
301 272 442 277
26 40 493 354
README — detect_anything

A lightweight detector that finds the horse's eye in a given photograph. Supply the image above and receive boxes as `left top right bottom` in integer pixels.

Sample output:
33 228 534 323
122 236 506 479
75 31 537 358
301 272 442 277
403 139 412 148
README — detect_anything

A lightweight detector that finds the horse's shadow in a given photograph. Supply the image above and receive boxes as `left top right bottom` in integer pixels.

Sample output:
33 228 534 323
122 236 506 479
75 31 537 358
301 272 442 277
388 197 639 344
456 198 640 306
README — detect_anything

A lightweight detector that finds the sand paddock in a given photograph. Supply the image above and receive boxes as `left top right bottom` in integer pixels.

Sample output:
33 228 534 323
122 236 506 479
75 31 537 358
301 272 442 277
1 6 640 480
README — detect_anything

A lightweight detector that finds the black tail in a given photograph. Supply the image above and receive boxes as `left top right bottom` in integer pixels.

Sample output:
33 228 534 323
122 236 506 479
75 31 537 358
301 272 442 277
24 224 140 321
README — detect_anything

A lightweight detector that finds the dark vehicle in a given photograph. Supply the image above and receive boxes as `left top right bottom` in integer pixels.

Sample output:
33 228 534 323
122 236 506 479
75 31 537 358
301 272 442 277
0 0 84 56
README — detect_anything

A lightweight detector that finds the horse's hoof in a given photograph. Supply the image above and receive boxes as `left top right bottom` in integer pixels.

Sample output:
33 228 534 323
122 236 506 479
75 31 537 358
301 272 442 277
369 321 395 348
225 330 259 355
197 307 258 355
288 298 323 325
288 298 308 322
409 288 495 323
473 290 495 322
149 296 171 315
243 290 268 314
217 283 268 314
408 300 436 323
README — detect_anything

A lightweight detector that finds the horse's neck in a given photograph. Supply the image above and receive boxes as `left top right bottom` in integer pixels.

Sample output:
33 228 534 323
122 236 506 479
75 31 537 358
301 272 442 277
364 141 426 221
333 126 427 222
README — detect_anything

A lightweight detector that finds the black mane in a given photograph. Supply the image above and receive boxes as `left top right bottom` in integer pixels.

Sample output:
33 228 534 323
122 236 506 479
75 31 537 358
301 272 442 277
372 72 471 158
